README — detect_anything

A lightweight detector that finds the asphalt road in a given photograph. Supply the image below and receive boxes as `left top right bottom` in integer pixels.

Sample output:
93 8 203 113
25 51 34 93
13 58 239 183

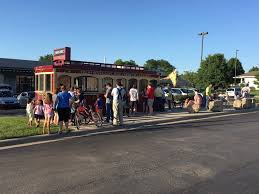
1 112 259 194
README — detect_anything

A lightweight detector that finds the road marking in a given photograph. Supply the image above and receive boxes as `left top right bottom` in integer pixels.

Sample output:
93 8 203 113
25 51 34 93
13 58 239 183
0 111 258 151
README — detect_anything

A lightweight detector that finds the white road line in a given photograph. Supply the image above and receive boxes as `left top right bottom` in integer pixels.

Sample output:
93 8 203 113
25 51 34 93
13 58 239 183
0 111 258 151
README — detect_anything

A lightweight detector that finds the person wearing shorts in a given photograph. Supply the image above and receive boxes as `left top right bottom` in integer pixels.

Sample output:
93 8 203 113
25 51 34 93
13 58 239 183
55 85 72 134
147 83 155 115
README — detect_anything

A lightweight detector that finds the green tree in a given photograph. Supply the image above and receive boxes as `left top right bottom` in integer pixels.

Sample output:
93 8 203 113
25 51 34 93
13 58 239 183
226 58 245 84
114 59 137 66
254 73 259 89
248 66 259 72
182 71 198 88
144 59 175 76
39 54 53 63
197 54 229 88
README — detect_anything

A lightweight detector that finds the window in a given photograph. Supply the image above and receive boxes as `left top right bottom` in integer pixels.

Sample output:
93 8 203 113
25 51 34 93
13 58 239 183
86 77 98 91
45 74 51 91
39 75 44 91
172 89 181 94
35 75 38 90
102 77 113 88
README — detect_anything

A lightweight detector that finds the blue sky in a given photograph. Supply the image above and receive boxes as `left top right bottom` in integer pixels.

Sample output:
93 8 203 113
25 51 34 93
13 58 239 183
0 0 258 73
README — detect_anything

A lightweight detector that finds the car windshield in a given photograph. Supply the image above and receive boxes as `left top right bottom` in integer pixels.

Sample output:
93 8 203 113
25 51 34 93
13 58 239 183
0 91 12 97
171 89 182 94
227 88 235 92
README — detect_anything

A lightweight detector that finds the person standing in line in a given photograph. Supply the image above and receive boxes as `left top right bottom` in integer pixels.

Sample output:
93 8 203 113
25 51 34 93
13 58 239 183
55 85 72 134
146 83 155 115
68 86 75 98
43 93 54 135
205 84 213 109
165 84 173 111
111 80 126 126
52 88 59 125
95 94 104 120
141 88 148 113
129 85 139 116
104 83 113 123
26 98 35 127
154 84 164 112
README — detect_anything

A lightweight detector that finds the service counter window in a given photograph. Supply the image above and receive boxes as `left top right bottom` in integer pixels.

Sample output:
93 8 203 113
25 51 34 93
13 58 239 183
45 74 51 91
86 77 98 92
39 74 44 91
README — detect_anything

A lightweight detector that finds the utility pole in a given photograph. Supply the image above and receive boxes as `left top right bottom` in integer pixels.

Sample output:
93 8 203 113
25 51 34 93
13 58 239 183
234 49 239 86
198 32 208 64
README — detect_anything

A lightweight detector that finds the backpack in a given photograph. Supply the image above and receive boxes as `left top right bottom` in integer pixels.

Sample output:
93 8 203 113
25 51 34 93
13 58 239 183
117 88 124 101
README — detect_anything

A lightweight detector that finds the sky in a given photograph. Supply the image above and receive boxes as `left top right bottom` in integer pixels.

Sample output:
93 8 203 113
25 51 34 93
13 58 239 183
0 0 258 73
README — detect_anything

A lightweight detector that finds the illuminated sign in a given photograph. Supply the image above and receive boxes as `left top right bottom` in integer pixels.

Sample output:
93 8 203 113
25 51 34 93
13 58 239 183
53 47 71 62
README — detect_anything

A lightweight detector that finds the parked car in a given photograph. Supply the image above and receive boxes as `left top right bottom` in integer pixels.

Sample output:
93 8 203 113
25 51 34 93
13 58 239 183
226 87 241 97
17 91 35 107
0 84 13 91
171 88 197 96
0 89 20 109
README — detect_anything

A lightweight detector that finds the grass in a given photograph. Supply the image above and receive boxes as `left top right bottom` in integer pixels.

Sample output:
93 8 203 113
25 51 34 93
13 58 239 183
251 90 259 97
0 116 59 140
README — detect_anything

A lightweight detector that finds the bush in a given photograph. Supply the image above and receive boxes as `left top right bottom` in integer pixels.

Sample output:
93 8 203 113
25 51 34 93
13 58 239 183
240 83 245 87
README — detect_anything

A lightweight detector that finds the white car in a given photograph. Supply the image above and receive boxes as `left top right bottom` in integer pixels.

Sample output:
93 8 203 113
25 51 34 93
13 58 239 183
226 87 241 97
17 91 35 108
0 89 20 109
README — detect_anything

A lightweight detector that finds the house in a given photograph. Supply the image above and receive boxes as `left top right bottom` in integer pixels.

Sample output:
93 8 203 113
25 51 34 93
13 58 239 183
234 71 259 90
0 58 45 93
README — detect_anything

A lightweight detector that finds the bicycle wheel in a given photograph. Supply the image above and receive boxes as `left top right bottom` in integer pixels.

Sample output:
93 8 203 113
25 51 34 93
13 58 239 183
92 112 103 127
83 114 91 124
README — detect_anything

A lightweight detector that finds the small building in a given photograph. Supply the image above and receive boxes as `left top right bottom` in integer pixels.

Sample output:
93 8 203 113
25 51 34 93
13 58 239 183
0 58 43 93
234 71 259 90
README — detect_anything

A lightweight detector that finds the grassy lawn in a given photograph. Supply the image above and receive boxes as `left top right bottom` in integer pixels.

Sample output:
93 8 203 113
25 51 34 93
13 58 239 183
0 116 59 140
251 90 259 96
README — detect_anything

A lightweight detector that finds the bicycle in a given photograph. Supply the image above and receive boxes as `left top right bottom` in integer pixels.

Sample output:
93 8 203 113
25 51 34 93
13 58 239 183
74 104 103 130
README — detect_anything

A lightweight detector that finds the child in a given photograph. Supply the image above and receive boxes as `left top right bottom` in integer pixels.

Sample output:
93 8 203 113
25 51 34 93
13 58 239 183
43 93 54 135
34 99 44 128
26 98 34 127
95 94 103 120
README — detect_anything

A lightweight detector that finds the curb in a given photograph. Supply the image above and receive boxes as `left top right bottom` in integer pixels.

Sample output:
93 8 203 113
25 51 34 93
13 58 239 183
0 108 258 148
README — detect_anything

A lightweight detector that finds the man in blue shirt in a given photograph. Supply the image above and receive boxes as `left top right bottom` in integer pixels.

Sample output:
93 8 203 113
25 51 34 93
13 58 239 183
55 85 72 134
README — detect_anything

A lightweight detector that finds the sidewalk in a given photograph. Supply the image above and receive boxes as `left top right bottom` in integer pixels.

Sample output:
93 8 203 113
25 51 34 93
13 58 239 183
1 108 258 148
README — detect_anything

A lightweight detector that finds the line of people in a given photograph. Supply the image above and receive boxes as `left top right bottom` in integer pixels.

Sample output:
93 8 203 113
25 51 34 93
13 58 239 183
26 81 176 133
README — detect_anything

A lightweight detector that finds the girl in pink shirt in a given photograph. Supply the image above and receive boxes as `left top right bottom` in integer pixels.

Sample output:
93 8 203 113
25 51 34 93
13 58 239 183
34 100 44 127
43 93 54 135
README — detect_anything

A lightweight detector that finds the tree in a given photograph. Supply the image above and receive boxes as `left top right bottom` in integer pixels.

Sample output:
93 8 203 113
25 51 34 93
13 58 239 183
249 66 259 72
197 54 229 88
254 73 259 89
114 59 137 66
226 58 245 84
182 71 198 88
144 59 175 76
39 54 53 63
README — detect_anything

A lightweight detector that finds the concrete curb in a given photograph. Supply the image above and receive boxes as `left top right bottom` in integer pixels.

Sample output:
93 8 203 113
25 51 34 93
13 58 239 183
0 108 258 148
